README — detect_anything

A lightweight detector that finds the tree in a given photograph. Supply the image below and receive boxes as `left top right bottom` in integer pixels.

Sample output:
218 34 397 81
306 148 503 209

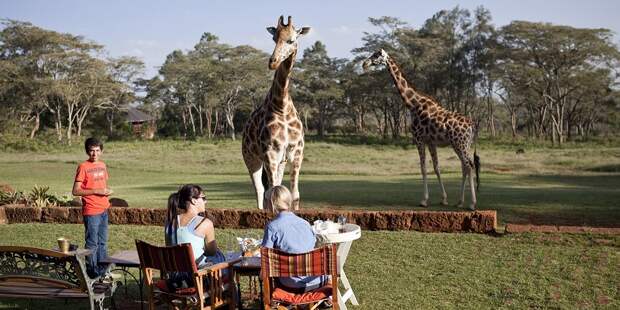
0 19 113 142
297 41 344 137
497 21 620 145
105 56 144 137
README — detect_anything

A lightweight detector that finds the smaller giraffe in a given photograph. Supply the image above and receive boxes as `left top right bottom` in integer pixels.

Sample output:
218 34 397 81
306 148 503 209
241 16 310 211
363 49 480 210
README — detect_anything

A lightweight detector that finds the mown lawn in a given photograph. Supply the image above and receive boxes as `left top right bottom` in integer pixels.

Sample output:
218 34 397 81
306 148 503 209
0 224 618 309
1 139 619 227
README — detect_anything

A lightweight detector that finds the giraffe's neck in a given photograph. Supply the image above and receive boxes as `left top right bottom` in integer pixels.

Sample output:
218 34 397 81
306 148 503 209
268 50 297 114
385 56 428 110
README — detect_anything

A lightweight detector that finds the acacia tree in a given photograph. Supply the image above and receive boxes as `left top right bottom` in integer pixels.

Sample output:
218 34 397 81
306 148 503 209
497 21 620 145
297 41 345 137
339 60 371 133
353 16 410 138
155 33 268 139
214 45 267 140
0 19 114 142
105 56 144 136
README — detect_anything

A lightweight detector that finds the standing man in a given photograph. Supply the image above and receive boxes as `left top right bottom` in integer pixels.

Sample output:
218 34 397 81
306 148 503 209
72 137 113 279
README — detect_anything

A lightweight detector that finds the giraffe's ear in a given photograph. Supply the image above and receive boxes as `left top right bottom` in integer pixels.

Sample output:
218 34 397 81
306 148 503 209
266 27 277 36
297 27 311 36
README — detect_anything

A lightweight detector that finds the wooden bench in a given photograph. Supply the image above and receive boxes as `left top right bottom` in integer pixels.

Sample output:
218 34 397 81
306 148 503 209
0 246 116 309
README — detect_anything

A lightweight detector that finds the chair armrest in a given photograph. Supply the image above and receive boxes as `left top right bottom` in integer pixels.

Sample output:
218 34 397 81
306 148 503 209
195 257 242 276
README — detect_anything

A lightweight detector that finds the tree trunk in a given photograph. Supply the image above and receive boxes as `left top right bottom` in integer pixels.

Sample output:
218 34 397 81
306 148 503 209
487 100 496 137
181 110 188 137
205 107 213 139
197 106 204 136
55 112 63 141
188 106 196 137
66 108 74 144
510 112 517 139
106 112 114 137
29 113 40 139
303 109 309 132
214 110 220 136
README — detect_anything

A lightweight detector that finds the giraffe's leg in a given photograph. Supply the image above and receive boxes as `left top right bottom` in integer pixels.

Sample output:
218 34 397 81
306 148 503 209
261 158 280 212
290 149 303 210
466 153 477 211
456 160 467 209
248 163 265 210
275 161 286 186
455 149 477 209
417 144 429 207
429 145 448 206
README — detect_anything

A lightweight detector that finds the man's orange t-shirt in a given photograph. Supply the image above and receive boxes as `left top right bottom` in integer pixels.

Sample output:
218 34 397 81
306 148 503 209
75 161 110 216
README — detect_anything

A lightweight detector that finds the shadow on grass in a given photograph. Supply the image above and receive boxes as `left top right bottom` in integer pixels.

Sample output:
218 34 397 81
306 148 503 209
131 174 620 227
1 281 145 309
585 164 620 173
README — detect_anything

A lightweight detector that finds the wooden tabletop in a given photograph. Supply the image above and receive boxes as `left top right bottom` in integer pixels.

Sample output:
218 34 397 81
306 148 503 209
233 256 261 271
101 250 140 267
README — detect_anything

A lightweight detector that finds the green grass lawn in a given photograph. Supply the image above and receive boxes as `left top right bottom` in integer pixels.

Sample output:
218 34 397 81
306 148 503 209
1 139 619 227
0 224 617 309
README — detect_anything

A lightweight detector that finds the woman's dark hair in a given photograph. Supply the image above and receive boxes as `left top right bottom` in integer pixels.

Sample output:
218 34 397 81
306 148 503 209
165 192 179 246
166 185 202 225
165 184 203 246
178 184 203 208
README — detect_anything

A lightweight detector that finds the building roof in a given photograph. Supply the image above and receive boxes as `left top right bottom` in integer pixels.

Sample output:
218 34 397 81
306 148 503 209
126 107 156 123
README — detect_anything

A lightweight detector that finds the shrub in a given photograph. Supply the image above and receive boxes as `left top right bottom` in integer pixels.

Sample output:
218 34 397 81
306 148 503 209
27 185 57 208
0 189 26 205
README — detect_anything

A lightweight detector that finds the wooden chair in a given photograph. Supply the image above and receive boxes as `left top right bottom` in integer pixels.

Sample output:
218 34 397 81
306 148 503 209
135 240 239 310
260 245 339 310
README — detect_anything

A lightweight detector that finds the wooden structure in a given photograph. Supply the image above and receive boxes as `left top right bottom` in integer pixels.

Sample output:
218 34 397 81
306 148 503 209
126 107 156 139
135 240 240 310
0 246 116 309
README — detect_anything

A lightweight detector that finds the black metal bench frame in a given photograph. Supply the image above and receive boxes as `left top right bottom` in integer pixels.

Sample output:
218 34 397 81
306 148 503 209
0 246 116 309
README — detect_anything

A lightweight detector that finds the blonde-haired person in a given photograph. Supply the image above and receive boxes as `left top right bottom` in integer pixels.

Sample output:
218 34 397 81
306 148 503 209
261 185 327 292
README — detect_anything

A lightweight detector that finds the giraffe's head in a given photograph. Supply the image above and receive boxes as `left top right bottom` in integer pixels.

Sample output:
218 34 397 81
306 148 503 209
266 16 311 70
362 49 389 72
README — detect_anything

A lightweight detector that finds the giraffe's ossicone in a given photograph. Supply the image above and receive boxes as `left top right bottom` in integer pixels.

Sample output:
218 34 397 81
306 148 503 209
241 16 311 211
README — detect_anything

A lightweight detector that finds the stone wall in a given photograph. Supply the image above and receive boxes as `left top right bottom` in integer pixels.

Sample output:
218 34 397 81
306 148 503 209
0 205 497 233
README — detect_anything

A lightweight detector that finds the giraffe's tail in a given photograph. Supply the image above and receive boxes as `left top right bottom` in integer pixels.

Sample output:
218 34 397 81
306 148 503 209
474 150 480 192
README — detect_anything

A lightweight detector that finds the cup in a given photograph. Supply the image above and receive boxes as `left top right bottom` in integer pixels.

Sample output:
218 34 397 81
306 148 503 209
57 237 70 253
338 215 347 232
313 220 324 233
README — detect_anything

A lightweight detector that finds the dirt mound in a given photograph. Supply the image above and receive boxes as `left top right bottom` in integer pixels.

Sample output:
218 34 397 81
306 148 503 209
0 205 496 233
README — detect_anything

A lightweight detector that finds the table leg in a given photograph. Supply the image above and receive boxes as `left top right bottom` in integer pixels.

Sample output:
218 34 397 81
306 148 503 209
138 269 143 310
236 271 243 310
110 266 144 310
336 241 359 306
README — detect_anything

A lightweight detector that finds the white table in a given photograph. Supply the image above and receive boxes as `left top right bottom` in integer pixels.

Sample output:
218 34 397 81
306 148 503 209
315 223 361 310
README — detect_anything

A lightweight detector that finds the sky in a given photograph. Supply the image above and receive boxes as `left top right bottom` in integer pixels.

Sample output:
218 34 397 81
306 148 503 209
2 0 619 78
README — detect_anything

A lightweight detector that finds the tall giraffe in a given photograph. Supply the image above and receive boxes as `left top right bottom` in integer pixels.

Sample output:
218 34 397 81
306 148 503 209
363 49 480 210
242 16 310 211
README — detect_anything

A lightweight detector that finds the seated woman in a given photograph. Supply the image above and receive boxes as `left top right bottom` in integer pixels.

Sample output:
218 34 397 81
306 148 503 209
261 185 328 292
164 184 226 288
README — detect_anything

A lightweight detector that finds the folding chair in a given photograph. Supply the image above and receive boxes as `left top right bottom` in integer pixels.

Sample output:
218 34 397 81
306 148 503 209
135 240 239 310
260 245 339 310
